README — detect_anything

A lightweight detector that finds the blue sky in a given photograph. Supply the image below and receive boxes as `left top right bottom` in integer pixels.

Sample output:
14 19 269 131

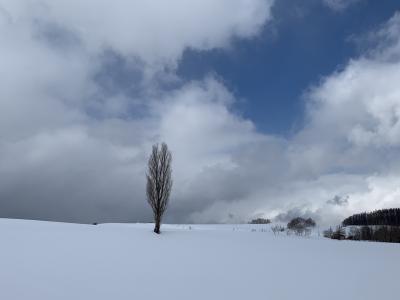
178 0 400 135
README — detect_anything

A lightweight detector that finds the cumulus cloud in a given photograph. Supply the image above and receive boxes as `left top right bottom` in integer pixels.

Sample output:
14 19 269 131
185 12 400 226
196 11 400 226
283 12 400 224
0 1 399 227
3 0 270 66
0 0 275 223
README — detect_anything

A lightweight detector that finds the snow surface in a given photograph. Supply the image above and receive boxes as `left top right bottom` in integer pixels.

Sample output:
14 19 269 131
0 219 398 300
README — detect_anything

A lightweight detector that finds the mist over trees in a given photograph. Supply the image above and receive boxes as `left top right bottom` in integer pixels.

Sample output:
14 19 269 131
287 217 316 236
146 143 173 234
287 217 316 229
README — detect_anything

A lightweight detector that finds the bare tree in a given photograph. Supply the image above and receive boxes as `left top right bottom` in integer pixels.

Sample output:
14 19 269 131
271 225 285 235
146 143 173 234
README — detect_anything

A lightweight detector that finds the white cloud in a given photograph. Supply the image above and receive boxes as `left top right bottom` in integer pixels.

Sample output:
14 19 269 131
0 0 400 227
281 12 400 224
1 0 272 66
323 0 362 11
0 0 276 223
186 12 400 225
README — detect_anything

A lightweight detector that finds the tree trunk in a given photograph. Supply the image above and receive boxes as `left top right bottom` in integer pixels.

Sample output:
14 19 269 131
154 219 161 234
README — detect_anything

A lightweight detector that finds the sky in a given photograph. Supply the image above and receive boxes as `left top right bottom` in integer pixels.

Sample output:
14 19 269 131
0 0 400 225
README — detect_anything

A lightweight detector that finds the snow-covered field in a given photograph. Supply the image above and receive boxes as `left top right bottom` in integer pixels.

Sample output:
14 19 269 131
0 219 398 300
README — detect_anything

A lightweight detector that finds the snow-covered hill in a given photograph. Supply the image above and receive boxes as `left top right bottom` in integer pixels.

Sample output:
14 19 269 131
0 219 398 300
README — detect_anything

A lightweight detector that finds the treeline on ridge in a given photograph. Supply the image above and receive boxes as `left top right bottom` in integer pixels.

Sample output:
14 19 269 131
342 208 400 226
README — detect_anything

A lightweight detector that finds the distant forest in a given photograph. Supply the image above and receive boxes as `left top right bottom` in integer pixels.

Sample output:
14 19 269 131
342 208 400 226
